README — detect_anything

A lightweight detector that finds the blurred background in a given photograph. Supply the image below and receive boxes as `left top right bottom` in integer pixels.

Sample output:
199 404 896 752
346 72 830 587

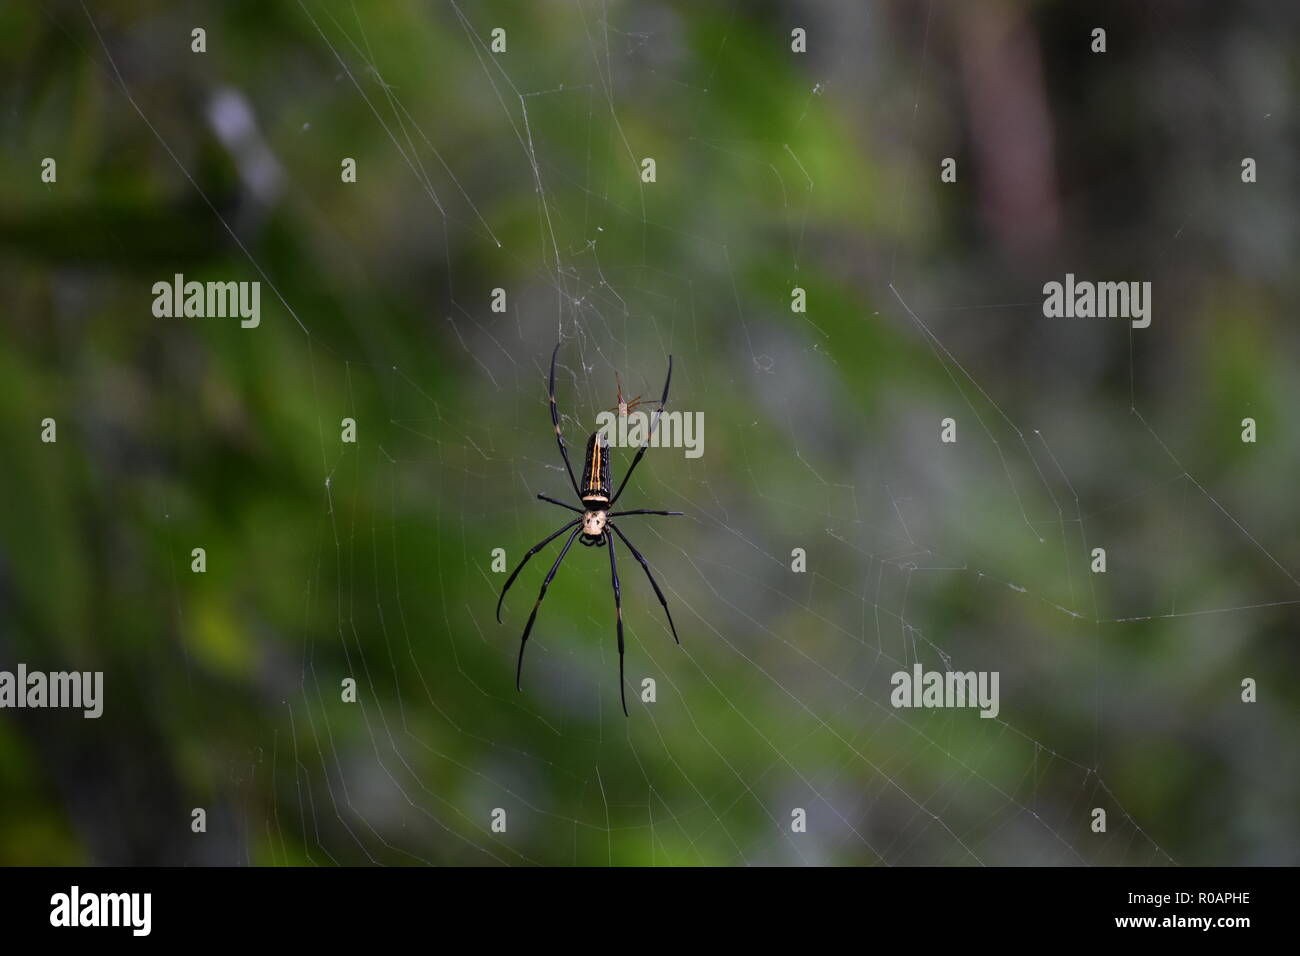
1 0 1297 865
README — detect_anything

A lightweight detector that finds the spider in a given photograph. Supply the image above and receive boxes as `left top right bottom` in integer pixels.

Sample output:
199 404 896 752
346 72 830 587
497 343 682 716
610 370 662 418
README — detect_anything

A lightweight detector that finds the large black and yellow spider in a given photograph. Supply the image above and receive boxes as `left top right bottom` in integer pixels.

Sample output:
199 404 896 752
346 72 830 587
497 343 681 715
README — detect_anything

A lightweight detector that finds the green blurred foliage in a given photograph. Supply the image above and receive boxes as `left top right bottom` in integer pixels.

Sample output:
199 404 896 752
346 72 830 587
0 0 1296 865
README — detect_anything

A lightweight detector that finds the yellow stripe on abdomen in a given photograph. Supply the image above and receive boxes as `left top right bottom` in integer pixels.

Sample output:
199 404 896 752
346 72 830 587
589 439 602 492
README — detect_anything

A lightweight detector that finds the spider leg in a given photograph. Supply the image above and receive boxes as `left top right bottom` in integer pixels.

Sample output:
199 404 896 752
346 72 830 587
515 525 582 692
549 343 581 497
609 509 683 517
610 354 672 507
610 522 679 644
605 529 628 716
537 493 582 513
497 518 580 623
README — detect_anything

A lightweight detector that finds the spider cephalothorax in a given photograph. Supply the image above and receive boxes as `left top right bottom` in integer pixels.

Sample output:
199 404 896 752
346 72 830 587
580 509 608 542
497 343 682 715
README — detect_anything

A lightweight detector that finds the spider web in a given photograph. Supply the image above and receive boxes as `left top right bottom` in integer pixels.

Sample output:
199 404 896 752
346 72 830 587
64 0 1300 865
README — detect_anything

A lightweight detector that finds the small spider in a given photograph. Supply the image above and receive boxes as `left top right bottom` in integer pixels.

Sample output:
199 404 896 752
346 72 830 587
498 344 681 715
611 370 662 418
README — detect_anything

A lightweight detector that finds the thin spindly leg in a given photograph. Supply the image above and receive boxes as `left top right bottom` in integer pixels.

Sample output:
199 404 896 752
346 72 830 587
497 519 579 623
549 344 581 497
609 522 679 644
537 493 582 513
515 525 582 692
605 529 628 716
609 509 683 517
609 354 672 507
